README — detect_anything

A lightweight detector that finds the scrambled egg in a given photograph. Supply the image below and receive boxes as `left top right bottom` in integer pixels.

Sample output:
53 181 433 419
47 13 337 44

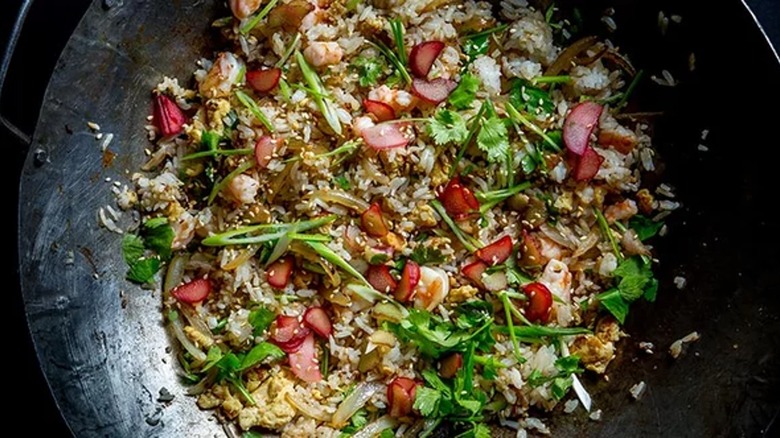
237 373 297 430
569 318 621 374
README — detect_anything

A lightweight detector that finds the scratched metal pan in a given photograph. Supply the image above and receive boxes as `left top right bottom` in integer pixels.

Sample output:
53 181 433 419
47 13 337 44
15 0 780 436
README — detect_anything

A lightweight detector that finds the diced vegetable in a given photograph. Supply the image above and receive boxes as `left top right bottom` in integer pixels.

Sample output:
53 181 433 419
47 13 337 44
395 260 421 302
367 264 398 293
288 333 322 382
411 78 458 104
363 99 396 122
254 135 279 169
461 261 488 289
409 41 445 78
266 256 294 289
387 377 419 417
361 123 410 150
153 94 187 137
270 314 311 353
361 203 389 237
171 278 212 304
439 352 463 379
563 101 603 156
475 235 513 266
438 177 479 219
522 282 553 323
303 307 333 338
573 146 604 182
247 68 282 93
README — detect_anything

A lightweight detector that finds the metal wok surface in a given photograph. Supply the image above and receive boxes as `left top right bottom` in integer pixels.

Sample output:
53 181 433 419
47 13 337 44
17 0 780 436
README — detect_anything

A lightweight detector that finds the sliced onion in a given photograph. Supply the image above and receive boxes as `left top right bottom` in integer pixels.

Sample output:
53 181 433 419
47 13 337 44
186 368 217 395
545 36 600 76
332 381 385 428
286 391 332 422
180 304 215 346
311 189 370 212
572 232 599 258
353 415 399 438
222 245 260 270
164 253 189 298
539 224 576 250
170 312 207 362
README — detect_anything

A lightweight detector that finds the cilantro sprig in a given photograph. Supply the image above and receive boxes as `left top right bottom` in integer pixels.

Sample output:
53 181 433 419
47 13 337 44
596 255 658 323
122 217 174 284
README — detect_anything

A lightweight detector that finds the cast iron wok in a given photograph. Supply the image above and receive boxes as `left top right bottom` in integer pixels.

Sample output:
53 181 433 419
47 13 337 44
17 0 780 436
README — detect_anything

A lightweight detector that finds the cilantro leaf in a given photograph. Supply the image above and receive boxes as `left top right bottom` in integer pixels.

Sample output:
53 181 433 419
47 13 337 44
334 175 351 190
414 386 442 416
449 74 480 110
143 217 174 260
551 376 573 400
509 79 554 115
122 234 145 264
597 289 629 324
350 56 386 87
389 304 493 357
476 116 509 162
462 35 489 70
249 307 276 336
613 256 654 302
126 257 160 283
202 346 224 372
379 429 395 438
409 246 446 265
554 356 582 375
465 423 492 438
629 215 664 241
428 109 469 145
201 130 220 151
239 342 285 371
643 278 659 302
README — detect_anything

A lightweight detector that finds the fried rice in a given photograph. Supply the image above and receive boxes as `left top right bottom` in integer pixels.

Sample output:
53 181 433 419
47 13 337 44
115 0 677 436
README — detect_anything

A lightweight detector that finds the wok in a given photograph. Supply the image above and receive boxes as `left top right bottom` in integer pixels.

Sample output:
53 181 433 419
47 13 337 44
14 0 780 436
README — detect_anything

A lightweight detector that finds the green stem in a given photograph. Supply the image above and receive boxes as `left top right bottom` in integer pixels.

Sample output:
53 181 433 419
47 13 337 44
449 103 487 178
240 0 280 34
505 102 561 152
369 41 412 86
275 33 301 68
429 200 482 253
305 241 371 286
462 24 509 41
500 291 533 326
207 160 255 205
499 292 525 363
287 233 331 242
295 50 342 135
532 75 571 84
616 69 645 109
235 90 275 133
390 19 407 66
285 140 359 164
594 208 623 261
477 181 531 214
201 215 337 246
181 148 253 161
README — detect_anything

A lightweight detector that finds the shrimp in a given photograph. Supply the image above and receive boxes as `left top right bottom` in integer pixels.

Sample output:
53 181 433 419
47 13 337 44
227 174 260 204
352 116 375 136
303 42 344 68
368 85 418 113
540 259 574 327
604 199 638 223
199 52 243 99
229 0 262 19
413 266 450 311
599 112 638 154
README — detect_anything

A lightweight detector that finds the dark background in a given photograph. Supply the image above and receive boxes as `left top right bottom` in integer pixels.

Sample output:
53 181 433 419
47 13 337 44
4 0 779 435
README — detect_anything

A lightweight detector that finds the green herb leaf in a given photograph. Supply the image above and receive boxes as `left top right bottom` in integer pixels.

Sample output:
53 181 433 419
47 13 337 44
202 346 224 372
643 278 659 302
379 429 395 438
334 175 351 190
201 130 220 151
597 289 629 324
551 376 573 400
414 386 442 416
389 304 493 357
449 74 480 110
351 56 386 87
629 214 664 241
126 257 160 283
554 356 582 375
476 116 509 162
239 342 285 371
122 234 145 265
428 109 469 145
409 246 446 265
143 217 174 260
613 256 654 302
249 307 276 336
509 79 554 115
